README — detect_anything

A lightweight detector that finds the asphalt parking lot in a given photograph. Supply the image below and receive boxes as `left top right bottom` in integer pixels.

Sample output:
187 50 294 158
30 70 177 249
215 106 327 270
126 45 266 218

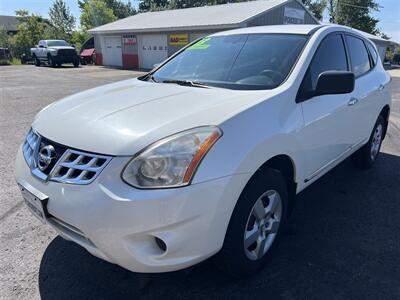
1 65 400 299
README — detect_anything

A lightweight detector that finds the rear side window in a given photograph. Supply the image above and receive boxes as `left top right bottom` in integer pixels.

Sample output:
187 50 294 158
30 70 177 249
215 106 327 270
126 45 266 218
366 42 378 66
346 35 371 77
301 34 348 92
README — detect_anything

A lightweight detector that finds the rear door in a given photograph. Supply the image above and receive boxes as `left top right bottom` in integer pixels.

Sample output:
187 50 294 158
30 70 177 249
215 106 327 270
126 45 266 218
298 33 355 182
344 35 383 142
38 41 46 58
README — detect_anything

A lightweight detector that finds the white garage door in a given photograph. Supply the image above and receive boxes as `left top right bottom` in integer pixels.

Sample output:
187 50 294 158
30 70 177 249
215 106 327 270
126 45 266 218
103 36 122 67
138 35 168 69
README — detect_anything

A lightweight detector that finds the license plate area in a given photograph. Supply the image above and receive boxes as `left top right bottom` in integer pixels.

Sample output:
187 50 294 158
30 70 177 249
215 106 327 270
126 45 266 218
18 181 49 223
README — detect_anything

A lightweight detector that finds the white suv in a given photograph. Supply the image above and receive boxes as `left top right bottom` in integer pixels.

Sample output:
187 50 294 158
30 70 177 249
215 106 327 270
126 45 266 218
15 24 391 276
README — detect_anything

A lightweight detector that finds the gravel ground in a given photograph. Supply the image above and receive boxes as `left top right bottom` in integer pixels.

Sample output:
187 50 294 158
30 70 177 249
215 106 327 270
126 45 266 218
1 65 399 299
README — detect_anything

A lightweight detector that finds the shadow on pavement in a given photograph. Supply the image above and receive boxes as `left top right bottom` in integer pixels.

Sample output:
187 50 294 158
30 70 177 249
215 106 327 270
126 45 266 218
38 153 400 299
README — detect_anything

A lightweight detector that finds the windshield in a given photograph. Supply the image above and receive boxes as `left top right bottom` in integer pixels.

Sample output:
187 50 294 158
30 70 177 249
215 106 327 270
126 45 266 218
47 40 70 47
150 34 308 90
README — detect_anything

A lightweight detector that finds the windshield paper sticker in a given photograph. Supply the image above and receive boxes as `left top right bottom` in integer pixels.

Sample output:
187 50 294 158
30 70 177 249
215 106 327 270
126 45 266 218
188 38 211 50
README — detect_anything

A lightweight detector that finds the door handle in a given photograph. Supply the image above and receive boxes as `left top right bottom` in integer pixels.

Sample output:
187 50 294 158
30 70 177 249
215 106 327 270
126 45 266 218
378 84 385 91
348 97 358 106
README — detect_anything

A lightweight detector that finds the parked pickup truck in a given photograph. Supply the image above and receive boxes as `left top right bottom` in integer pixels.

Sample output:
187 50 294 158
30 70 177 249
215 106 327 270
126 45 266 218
31 40 80 67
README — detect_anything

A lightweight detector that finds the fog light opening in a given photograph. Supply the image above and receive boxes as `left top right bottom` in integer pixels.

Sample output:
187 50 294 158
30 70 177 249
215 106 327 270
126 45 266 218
155 236 167 252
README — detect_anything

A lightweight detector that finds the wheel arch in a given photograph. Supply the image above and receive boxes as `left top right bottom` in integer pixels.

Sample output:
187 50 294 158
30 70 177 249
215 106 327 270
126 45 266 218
379 104 390 138
241 154 298 216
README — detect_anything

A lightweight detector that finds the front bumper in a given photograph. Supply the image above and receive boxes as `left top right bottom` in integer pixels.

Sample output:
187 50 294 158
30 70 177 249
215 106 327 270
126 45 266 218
53 54 79 63
15 147 248 273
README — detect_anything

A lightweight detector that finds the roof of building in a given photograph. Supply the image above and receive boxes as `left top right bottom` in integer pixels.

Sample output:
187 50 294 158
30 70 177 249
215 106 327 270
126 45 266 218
0 15 19 32
89 0 315 34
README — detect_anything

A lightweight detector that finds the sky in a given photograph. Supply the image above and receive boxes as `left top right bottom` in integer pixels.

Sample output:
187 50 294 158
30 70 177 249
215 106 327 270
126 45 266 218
0 0 399 42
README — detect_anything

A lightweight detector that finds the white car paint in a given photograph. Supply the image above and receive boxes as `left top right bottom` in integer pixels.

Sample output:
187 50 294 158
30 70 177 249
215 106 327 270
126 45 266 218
15 24 391 273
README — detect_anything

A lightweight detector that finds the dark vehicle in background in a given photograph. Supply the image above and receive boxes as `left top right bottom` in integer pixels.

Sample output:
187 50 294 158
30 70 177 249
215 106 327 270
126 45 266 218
79 37 95 65
393 53 400 65
31 40 80 67
0 48 11 60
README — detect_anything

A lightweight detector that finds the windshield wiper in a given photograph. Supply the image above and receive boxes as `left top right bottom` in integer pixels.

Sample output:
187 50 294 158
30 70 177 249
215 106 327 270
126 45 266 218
162 79 209 88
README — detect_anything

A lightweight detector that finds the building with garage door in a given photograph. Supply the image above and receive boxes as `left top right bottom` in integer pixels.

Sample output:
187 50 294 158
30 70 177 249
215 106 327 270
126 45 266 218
89 0 318 69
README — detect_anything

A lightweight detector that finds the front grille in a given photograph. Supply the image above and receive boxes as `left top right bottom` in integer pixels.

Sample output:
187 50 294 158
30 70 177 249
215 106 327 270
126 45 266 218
22 129 40 168
39 136 68 175
22 128 112 185
51 149 111 184
57 49 76 57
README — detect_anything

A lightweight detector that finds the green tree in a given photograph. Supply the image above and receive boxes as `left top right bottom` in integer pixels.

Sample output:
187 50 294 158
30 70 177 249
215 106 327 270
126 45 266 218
301 0 327 21
78 0 135 19
333 0 380 34
0 26 10 48
9 10 50 56
48 0 76 40
80 0 117 30
139 0 169 11
70 30 91 50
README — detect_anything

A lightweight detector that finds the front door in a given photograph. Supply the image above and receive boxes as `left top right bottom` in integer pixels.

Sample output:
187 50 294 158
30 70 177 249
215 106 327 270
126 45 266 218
298 33 355 182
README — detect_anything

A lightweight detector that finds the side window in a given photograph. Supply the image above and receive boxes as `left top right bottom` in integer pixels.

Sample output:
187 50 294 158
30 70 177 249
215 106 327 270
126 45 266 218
301 34 348 93
346 35 371 77
366 42 378 66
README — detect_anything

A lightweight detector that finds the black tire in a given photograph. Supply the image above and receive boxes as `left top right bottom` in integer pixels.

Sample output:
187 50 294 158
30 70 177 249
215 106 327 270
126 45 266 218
48 55 56 67
351 115 386 169
73 59 79 68
217 168 288 277
34 57 40 66
57 63 62 67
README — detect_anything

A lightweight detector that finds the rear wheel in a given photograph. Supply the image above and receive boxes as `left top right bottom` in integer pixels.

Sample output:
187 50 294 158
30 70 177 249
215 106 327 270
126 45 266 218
34 56 40 66
73 58 79 68
351 115 385 169
217 168 288 277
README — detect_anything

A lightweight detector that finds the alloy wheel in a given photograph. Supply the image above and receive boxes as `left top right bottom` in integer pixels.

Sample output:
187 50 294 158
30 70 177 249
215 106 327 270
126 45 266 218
244 189 282 260
371 124 383 160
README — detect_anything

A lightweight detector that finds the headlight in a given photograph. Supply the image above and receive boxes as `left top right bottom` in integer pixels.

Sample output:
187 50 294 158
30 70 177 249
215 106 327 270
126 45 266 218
49 49 58 54
122 126 222 189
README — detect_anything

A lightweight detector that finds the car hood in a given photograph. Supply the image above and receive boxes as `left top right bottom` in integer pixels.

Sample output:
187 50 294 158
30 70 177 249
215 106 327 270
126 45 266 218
32 78 271 156
48 46 76 50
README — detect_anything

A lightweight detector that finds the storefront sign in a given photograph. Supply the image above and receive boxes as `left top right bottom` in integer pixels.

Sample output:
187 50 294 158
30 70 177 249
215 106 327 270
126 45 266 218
123 35 137 45
283 6 305 24
169 34 189 46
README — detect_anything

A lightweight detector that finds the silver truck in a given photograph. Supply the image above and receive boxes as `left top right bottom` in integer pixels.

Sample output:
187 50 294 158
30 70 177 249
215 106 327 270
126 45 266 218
31 40 80 67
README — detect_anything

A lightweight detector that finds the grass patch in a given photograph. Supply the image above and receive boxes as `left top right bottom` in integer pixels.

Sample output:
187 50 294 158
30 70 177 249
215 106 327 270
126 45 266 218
10 58 21 65
0 59 10 65
0 58 22 65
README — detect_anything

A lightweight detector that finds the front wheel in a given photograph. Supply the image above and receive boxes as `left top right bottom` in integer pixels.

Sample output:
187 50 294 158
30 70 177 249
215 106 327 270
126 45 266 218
48 55 56 67
217 168 288 277
34 57 40 66
351 115 385 169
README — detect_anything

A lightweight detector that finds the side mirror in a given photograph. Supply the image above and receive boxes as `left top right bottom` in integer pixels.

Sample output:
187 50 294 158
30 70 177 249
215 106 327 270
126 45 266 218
315 71 354 97
298 71 355 101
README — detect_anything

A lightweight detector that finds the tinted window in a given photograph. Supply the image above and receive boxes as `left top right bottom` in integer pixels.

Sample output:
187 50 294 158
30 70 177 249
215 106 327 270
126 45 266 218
346 35 371 77
301 34 348 92
151 34 308 90
47 40 70 47
366 42 378 66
